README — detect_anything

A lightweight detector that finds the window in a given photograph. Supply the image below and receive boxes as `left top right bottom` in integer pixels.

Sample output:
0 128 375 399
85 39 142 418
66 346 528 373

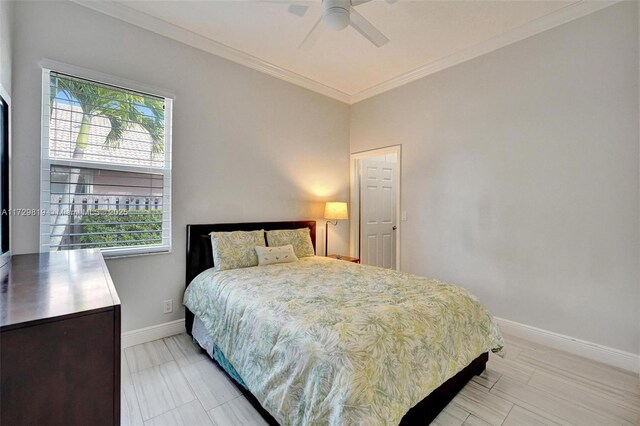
41 70 172 256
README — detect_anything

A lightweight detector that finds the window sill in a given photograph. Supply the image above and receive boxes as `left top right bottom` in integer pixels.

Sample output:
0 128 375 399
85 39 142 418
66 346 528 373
101 246 171 260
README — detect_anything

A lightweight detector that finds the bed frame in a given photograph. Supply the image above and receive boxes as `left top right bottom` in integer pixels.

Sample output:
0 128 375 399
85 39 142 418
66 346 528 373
185 221 487 425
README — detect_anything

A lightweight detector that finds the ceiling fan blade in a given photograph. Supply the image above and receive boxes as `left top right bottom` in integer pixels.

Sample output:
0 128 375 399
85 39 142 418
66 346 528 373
288 3 309 17
349 7 389 47
385 0 398 3
299 17 323 50
351 0 372 5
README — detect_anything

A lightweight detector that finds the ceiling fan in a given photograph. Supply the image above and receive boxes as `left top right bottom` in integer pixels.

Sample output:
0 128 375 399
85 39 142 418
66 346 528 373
288 0 395 49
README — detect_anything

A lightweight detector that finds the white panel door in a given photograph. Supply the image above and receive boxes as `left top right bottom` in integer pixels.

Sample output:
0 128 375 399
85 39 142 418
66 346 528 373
360 158 396 269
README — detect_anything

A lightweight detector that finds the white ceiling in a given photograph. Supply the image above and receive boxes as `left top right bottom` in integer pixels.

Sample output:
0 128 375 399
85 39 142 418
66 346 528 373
82 1 612 103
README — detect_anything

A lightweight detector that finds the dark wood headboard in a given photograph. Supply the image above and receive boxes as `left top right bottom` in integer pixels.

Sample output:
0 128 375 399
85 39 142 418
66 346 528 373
185 221 316 334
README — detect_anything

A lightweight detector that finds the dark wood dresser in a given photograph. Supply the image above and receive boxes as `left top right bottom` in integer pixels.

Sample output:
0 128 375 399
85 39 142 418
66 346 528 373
0 249 121 426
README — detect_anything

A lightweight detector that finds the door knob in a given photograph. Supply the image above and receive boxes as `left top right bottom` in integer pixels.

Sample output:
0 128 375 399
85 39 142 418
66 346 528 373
392 226 397 231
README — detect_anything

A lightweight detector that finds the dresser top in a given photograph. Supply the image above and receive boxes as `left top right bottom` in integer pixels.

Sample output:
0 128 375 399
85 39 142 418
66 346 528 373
0 249 120 329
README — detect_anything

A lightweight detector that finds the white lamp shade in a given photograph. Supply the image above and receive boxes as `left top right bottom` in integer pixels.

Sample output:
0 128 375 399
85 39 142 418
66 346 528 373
324 202 348 220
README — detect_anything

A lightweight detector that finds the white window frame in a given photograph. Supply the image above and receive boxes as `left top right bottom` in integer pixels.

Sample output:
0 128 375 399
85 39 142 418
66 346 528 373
39 61 173 257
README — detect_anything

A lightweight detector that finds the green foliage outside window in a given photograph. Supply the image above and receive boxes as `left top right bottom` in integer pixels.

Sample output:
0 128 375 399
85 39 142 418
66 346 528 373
78 210 162 249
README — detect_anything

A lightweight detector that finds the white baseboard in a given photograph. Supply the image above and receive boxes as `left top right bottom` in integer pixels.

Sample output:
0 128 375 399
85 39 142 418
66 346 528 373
495 317 640 375
121 319 186 348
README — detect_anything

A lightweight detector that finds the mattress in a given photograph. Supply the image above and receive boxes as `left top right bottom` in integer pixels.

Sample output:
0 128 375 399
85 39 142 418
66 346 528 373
184 256 504 425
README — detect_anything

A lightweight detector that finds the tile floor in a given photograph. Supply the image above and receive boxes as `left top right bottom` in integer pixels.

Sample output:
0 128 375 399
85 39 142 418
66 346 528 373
121 333 640 426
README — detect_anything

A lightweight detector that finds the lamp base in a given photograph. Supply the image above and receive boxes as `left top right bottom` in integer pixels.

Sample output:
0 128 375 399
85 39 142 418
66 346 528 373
325 220 337 256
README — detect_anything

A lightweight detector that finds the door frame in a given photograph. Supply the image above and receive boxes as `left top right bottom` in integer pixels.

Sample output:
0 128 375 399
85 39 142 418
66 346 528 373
349 145 402 270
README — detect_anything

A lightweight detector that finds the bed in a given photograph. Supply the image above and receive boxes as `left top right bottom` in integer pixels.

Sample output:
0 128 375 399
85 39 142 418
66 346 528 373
184 221 504 425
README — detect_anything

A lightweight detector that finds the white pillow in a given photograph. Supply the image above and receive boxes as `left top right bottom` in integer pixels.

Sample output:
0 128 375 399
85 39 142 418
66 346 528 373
255 245 298 266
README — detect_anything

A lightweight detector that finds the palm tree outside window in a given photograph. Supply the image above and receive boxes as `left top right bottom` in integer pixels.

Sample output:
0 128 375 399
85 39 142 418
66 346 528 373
40 70 172 256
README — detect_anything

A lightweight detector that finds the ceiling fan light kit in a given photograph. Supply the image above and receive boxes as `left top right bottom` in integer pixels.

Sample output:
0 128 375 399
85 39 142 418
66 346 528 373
323 0 351 31
292 0 391 49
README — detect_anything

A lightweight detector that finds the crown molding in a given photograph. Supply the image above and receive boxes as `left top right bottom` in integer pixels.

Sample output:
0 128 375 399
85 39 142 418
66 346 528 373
73 0 619 105
71 0 351 104
350 0 620 103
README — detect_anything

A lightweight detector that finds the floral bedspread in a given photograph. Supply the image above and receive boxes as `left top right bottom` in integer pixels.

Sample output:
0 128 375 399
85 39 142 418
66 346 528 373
184 256 504 425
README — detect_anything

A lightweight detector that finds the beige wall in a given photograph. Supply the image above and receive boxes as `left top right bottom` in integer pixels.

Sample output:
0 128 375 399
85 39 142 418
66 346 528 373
351 2 640 354
11 1 351 332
